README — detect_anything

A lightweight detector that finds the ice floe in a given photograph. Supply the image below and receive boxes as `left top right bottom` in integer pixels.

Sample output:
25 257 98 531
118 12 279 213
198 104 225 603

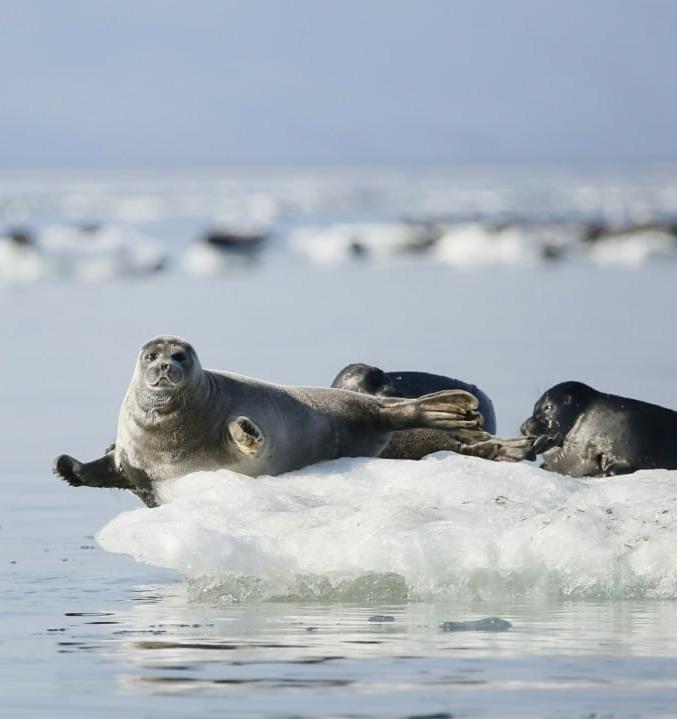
97 453 677 602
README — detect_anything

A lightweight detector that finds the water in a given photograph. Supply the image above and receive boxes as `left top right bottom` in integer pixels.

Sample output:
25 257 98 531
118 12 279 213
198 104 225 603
7 495 677 719
2 170 677 717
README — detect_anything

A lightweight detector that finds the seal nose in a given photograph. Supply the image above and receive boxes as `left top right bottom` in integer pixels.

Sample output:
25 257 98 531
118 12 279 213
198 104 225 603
160 362 169 371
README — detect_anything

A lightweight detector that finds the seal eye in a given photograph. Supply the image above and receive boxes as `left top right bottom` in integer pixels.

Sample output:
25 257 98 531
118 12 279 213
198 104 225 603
144 352 157 362
172 352 187 362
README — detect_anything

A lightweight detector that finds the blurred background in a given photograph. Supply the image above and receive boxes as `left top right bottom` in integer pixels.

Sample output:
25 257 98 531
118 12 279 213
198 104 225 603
2 0 677 447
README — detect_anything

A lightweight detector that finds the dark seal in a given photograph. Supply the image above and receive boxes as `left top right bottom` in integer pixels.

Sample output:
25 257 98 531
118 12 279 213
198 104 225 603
53 337 486 507
331 363 532 462
331 364 497 433
521 380 677 477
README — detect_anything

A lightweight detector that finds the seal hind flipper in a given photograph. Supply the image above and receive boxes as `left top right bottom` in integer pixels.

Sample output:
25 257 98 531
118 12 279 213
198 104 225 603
448 429 536 462
53 453 157 507
379 390 482 432
598 454 635 477
53 453 130 489
228 416 265 457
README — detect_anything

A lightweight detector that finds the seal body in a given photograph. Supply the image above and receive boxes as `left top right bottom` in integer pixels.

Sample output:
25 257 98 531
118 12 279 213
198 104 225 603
114 369 422 480
331 364 496 433
330 363 529 462
54 337 484 506
521 381 677 477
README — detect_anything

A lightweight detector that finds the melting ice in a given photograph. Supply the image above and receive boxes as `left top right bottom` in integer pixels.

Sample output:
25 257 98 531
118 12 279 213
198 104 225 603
97 453 677 601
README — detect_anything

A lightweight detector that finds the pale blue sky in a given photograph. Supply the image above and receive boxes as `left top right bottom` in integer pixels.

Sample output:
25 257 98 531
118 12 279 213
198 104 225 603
1 0 676 167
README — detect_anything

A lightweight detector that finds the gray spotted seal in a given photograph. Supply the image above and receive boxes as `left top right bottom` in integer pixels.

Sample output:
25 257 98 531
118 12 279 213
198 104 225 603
53 336 485 507
331 363 531 462
521 380 677 476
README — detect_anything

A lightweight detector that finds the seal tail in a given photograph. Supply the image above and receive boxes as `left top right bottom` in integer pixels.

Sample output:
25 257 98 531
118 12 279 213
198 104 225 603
379 390 483 432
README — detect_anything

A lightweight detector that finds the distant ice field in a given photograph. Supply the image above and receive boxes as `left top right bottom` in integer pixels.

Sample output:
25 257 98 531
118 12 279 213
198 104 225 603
3 165 677 285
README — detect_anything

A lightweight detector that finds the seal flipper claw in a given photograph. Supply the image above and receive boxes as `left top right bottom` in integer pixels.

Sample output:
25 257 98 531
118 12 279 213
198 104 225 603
414 390 483 430
413 389 479 413
53 454 84 486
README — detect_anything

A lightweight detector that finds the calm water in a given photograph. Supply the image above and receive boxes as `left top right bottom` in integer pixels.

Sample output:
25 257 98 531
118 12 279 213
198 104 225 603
3 261 677 717
6 481 677 719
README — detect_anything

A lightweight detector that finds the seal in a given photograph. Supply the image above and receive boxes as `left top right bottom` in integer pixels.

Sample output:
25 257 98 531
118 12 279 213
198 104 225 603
53 336 486 507
331 363 497 432
331 363 532 461
520 381 677 477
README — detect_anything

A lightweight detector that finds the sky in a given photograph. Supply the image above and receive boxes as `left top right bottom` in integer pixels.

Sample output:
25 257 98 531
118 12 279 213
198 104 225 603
1 0 676 167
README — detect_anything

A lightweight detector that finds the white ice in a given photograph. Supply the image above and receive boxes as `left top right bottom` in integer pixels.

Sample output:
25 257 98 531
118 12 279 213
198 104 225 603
587 228 677 267
0 224 167 284
97 453 677 601
433 223 539 267
288 223 432 264
39 224 167 282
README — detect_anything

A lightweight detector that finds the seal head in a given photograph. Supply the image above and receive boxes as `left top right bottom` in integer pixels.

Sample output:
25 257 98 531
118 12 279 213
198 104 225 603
130 336 203 415
521 381 596 454
331 363 397 396
520 380 677 477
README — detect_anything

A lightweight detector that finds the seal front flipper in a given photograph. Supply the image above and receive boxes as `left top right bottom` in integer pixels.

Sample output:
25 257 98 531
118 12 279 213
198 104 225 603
379 390 482 432
228 416 265 457
52 453 130 489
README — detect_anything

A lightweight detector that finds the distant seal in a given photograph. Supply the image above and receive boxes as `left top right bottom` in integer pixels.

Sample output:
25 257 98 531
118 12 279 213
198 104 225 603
331 363 532 462
521 381 677 477
7 228 34 247
53 336 484 507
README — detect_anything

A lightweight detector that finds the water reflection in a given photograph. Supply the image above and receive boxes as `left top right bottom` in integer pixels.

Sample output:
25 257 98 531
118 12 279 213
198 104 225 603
5 559 677 718
49 582 677 708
